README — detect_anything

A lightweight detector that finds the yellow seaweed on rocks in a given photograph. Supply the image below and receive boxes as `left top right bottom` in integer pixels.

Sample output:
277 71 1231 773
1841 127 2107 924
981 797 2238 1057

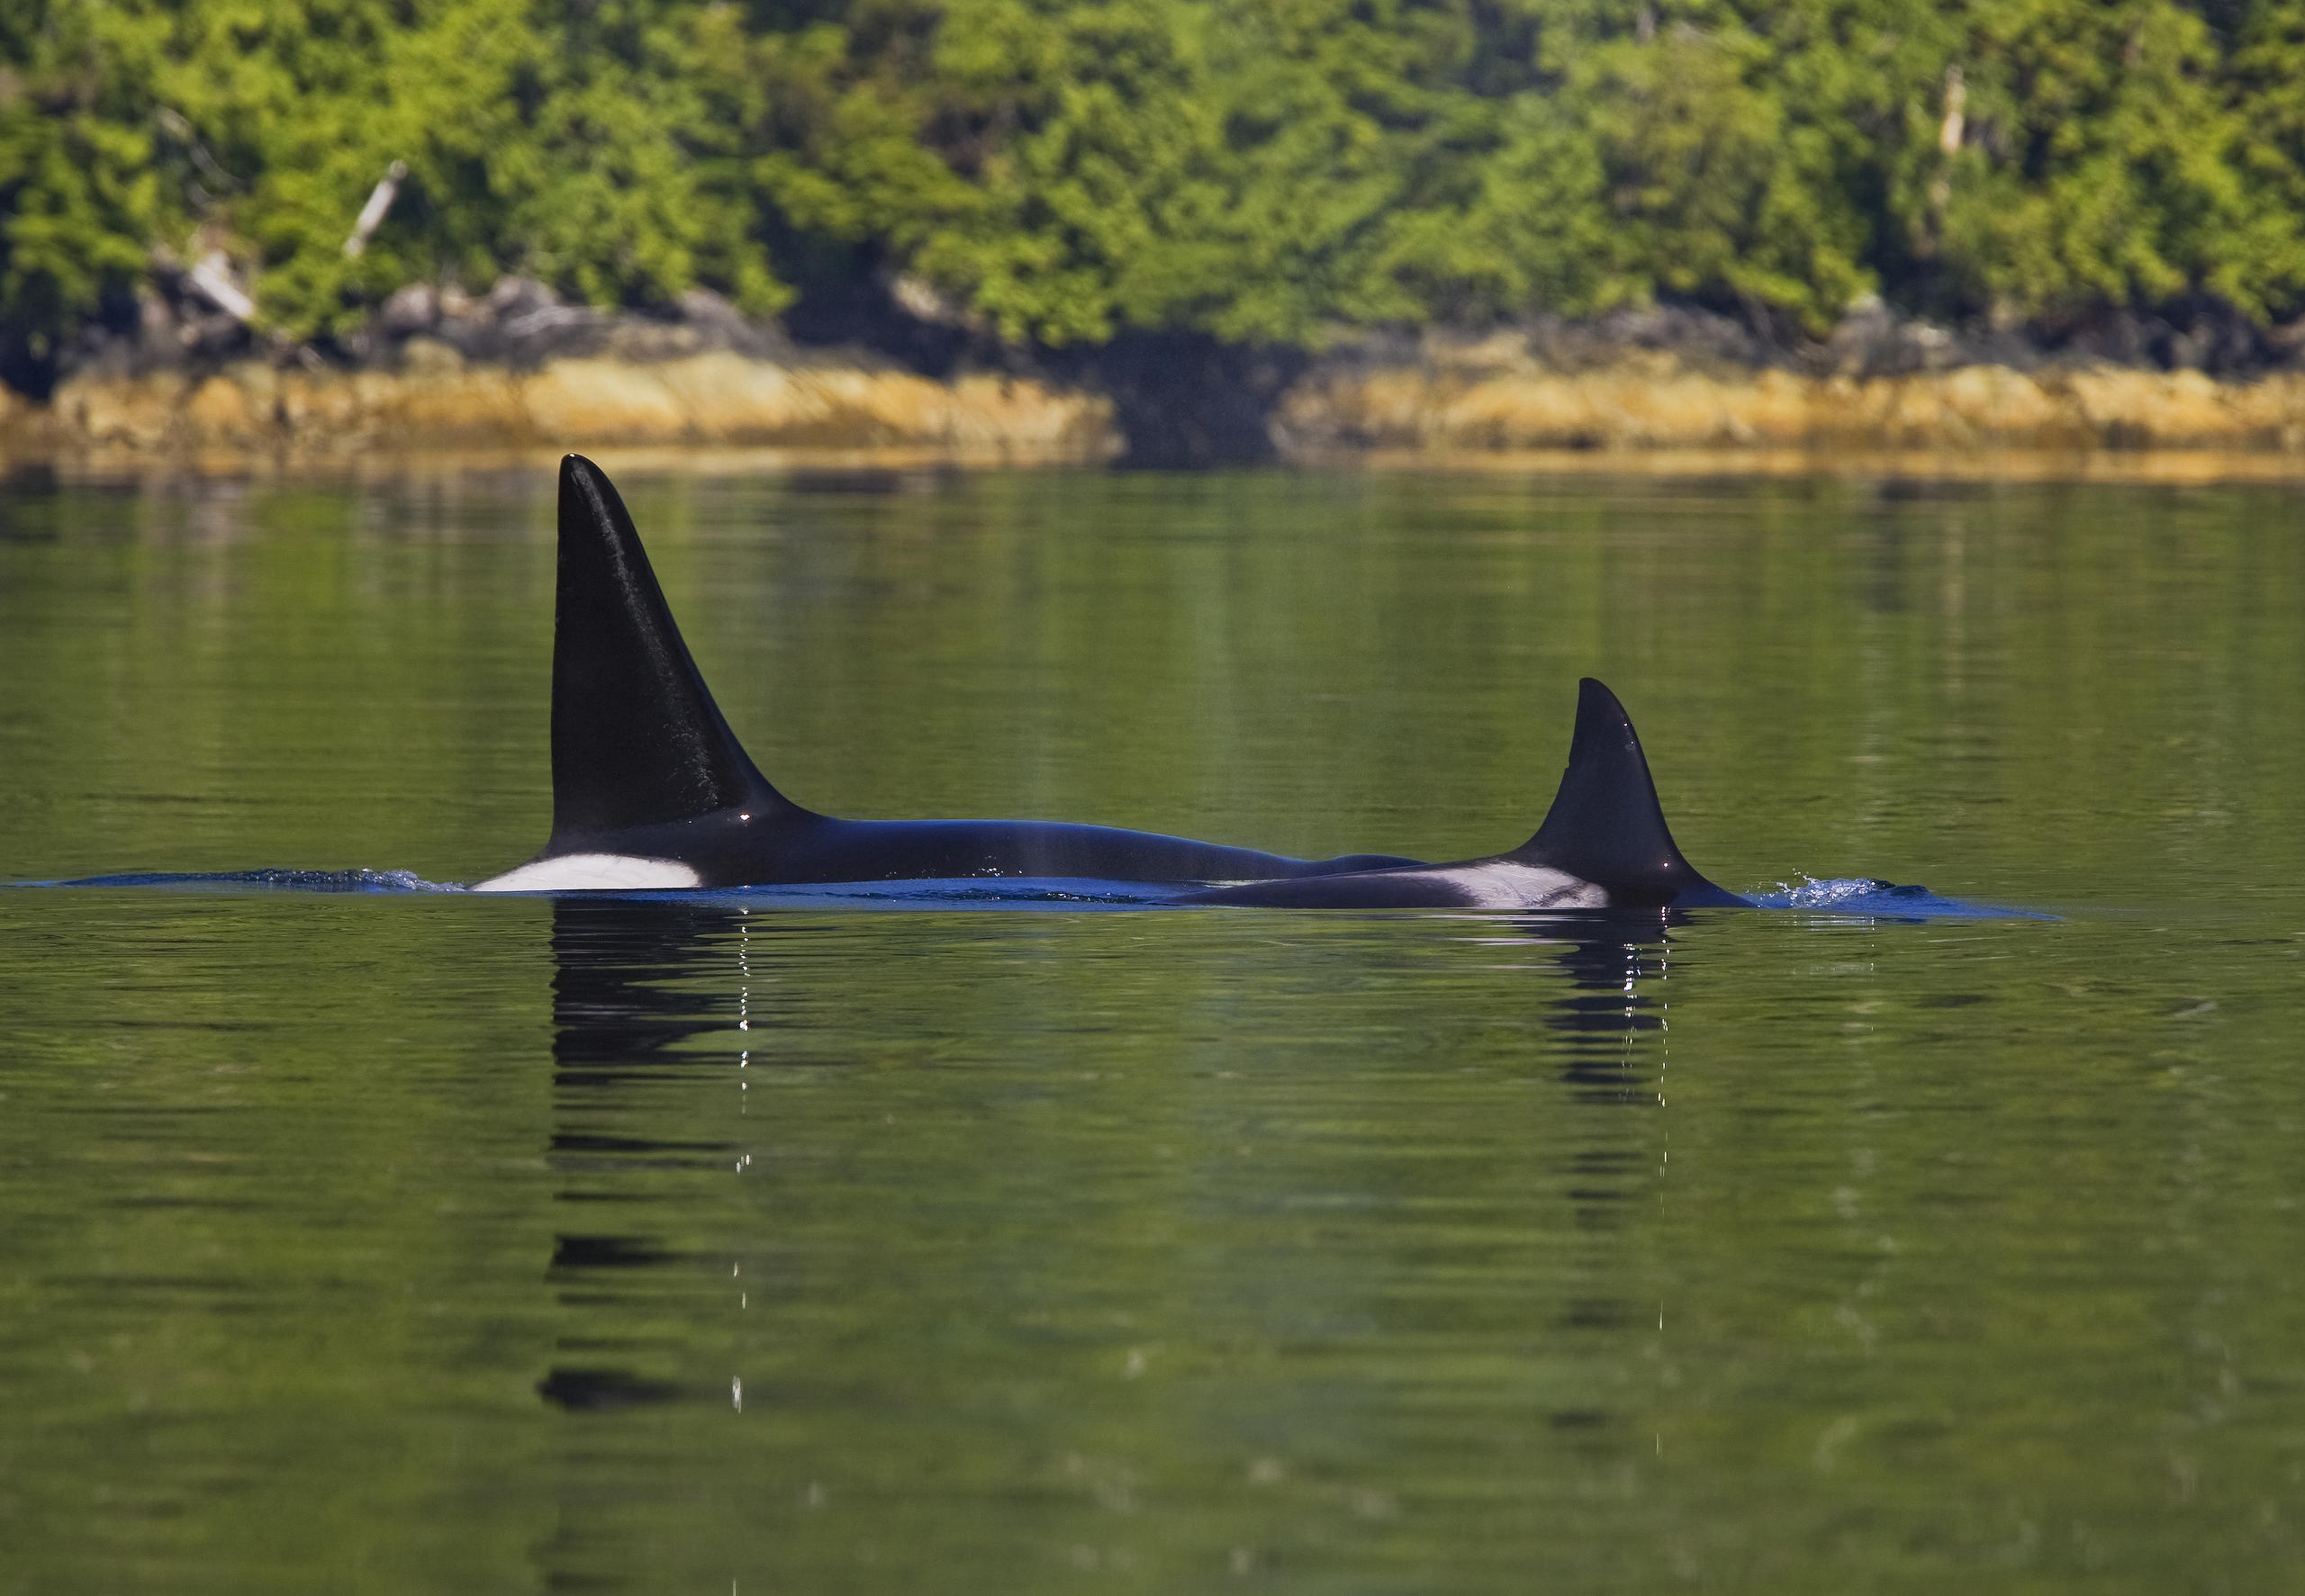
1276 361 2305 455
522 360 691 446
15 353 1117 463
15 347 2305 467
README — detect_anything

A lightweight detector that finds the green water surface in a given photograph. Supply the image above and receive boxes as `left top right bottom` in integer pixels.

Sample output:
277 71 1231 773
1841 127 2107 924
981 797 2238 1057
2 464 2301 1592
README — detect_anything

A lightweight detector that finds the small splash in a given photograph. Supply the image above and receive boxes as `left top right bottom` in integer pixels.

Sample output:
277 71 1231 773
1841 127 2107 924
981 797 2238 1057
1764 876 1916 909
34 869 463 893
1748 875 2044 918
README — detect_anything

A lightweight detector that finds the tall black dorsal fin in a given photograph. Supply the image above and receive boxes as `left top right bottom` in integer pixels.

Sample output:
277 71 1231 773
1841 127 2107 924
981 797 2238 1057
1508 679 1737 903
548 455 791 843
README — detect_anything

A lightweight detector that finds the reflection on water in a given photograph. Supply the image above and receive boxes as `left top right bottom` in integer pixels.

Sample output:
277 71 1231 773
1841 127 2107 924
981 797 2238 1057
6 465 2305 1592
517 897 1711 1590
542 899 742 1416
534 899 1692 1422
1533 914 1671 1106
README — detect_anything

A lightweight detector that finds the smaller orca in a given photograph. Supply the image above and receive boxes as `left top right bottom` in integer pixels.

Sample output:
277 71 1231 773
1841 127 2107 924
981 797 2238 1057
1179 679 1751 910
475 456 1424 891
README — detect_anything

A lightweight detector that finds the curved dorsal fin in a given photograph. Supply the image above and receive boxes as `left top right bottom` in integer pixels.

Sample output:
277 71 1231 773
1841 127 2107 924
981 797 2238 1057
548 455 792 843
1508 679 1737 904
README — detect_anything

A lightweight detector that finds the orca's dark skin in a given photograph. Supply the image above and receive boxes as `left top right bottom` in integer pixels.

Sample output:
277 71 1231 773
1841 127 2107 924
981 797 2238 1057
476 456 1425 891
1179 679 1752 911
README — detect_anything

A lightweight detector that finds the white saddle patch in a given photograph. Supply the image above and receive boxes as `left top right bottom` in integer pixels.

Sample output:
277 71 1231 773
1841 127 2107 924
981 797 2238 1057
1449 861 1611 910
472 853 702 893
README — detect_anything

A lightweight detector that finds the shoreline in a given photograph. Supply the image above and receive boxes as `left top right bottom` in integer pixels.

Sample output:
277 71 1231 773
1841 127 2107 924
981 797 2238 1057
19 441 2305 489
13 346 2305 480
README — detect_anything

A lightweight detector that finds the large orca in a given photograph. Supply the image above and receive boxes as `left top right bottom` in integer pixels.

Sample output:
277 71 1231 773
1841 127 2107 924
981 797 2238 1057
475 456 1424 891
1179 679 1751 910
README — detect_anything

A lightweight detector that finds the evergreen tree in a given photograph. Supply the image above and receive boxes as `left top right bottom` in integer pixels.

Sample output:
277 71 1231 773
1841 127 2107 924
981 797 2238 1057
4 0 2304 370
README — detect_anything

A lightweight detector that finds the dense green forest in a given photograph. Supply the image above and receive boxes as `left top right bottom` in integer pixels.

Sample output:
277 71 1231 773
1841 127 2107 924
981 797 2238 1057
5 0 2305 384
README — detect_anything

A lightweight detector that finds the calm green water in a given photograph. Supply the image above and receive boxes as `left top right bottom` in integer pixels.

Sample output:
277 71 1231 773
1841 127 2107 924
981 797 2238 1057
3 464 2303 1592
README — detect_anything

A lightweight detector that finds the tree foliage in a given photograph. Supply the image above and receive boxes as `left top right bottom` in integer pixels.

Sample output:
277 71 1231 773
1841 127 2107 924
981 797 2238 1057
0 0 791 353
4 0 2304 364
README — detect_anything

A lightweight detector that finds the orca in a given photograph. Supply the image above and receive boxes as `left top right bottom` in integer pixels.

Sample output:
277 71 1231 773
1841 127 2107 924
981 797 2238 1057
1178 679 1751 910
475 455 1424 892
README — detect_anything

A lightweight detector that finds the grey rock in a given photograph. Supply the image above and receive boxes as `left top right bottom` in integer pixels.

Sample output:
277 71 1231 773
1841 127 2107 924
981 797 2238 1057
378 283 438 336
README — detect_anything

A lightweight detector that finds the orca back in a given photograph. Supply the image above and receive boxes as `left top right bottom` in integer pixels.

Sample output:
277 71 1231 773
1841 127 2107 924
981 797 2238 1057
549 455 792 845
1508 679 1741 906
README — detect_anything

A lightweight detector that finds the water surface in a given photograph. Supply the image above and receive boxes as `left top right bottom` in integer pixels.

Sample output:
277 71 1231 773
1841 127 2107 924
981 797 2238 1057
3 464 2301 1591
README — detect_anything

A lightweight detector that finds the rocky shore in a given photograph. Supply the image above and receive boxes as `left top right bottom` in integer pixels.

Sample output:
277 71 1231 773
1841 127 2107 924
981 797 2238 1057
24 348 1114 463
1279 351 2305 455
12 281 2305 468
